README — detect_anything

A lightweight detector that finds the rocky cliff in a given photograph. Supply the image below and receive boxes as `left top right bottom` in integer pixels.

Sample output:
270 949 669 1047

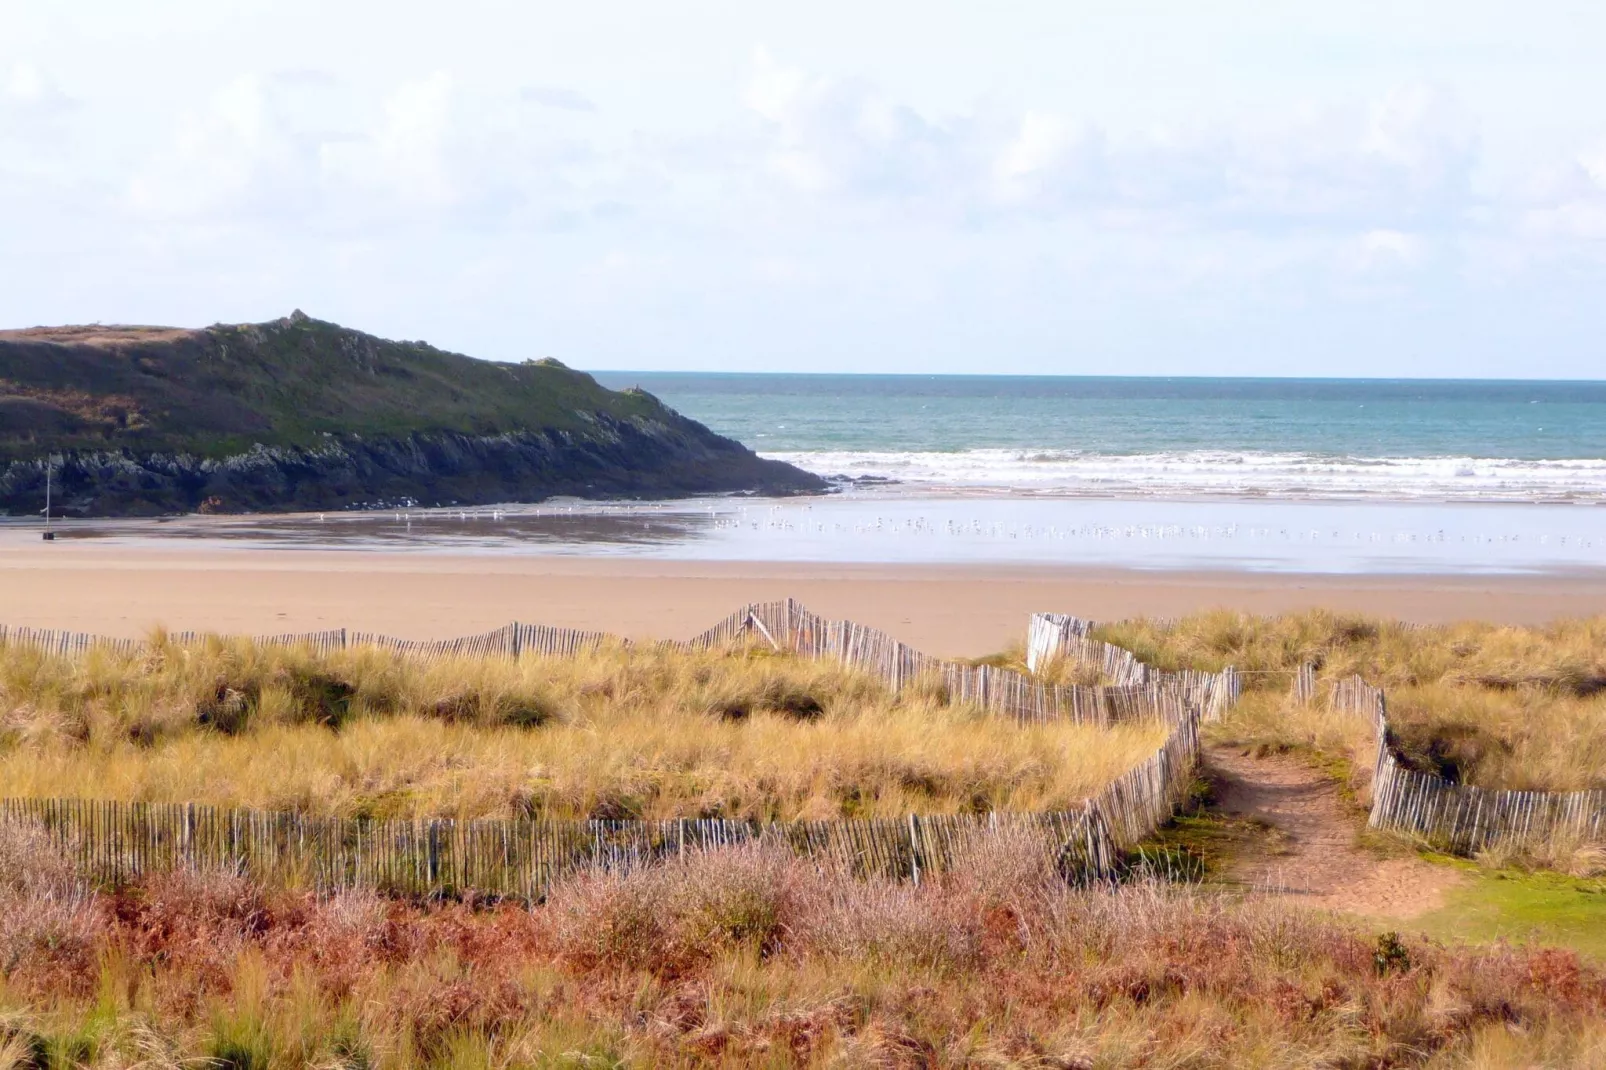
0 312 824 516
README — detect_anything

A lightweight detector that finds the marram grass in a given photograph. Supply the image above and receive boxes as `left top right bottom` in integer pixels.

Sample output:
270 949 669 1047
0 637 1161 822
1098 609 1606 792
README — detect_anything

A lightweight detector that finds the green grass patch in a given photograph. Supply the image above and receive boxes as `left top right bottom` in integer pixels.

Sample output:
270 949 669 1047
1129 813 1235 882
1127 776 1291 884
1403 858 1606 963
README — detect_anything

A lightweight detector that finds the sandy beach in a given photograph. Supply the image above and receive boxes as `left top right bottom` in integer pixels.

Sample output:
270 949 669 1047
4 540 1603 655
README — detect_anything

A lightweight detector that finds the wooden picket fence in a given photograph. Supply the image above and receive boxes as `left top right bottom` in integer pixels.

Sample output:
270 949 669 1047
0 711 1202 897
1026 613 1097 672
1034 616 1606 856
0 624 145 658
167 628 352 655
0 601 1192 728
0 604 1209 895
747 601 1197 726
0 796 1124 899
1085 709 1201 849
1327 674 1606 852
1290 663 1318 705
0 718 1201 899
1018 616 1208 848
1024 612 1242 720
16 601 1595 865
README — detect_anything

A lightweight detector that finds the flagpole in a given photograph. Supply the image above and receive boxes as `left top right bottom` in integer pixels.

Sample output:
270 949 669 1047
42 455 55 541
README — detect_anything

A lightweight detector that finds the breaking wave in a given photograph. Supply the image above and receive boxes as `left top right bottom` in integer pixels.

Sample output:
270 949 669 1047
760 449 1606 504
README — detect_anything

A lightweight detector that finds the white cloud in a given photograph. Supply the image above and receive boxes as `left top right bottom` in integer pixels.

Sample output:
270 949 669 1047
312 72 463 211
53 52 1506 257
751 255 817 285
270 68 342 90
1 62 78 151
745 48 962 200
127 75 318 218
1351 228 1427 271
738 55 1479 236
991 112 1101 205
0 62 93 232
4 62 74 112
4 30 1606 377
124 70 492 224
1507 143 1606 247
127 70 596 226
368 70 454 203
521 85 595 112
1582 147 1606 189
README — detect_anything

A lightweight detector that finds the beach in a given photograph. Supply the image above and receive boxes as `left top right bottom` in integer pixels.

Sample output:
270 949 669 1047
6 481 1604 654
6 378 1604 654
7 373 1603 653
4 540 1603 655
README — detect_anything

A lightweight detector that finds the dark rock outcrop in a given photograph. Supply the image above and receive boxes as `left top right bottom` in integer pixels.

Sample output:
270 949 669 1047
0 315 825 516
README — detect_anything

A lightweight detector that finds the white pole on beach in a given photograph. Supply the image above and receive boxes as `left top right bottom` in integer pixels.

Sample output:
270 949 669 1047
43 454 54 541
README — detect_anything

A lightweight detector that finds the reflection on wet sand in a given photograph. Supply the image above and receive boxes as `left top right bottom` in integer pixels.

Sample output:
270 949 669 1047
10 493 1604 576
43 503 715 553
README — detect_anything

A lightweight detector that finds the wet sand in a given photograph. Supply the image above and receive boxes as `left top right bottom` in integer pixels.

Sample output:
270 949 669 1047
3 542 1602 656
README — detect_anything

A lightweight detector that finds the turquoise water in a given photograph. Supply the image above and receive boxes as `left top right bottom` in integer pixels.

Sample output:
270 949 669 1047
592 374 1606 502
25 375 1603 573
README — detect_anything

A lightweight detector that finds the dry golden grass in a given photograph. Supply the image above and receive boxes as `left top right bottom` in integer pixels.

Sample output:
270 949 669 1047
965 642 1116 687
1099 609 1606 693
0 637 1160 822
1204 690 1381 799
1099 610 1606 793
4 823 1606 1069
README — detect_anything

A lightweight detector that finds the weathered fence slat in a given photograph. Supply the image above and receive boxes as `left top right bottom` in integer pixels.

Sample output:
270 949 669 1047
1024 612 1241 721
1325 673 1606 853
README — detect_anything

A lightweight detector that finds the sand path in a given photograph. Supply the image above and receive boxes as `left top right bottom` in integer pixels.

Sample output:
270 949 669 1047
1204 743 1461 919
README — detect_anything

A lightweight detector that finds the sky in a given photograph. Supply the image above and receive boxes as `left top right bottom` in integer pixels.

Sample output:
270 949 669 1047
3 0 1605 378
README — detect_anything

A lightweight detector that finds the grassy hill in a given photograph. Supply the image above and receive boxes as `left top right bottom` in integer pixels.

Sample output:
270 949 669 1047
0 311 824 515
4 311 705 458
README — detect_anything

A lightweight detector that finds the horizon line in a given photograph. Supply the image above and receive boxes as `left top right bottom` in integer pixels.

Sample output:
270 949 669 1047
582 369 1606 385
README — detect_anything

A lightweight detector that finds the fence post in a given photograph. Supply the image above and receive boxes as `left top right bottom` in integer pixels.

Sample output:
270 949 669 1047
907 813 921 887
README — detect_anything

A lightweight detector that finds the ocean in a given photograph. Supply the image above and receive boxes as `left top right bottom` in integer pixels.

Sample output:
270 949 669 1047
590 374 1606 504
20 375 1605 574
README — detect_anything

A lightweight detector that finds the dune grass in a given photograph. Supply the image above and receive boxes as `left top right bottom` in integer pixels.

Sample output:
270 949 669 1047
6 615 1606 1067
3 822 1605 1070
967 642 1117 687
0 637 1161 822
1095 610 1606 690
1096 610 1606 793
